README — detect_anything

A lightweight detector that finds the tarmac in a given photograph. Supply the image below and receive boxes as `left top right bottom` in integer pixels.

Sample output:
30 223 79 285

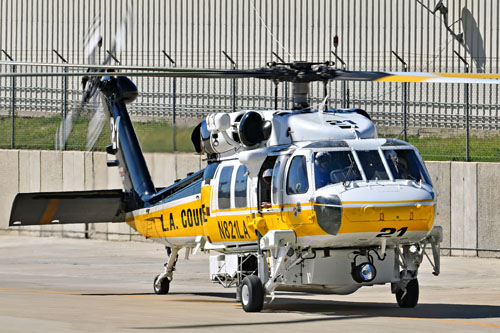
0 235 499 332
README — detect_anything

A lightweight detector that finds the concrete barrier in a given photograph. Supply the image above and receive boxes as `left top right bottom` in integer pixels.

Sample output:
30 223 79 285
62 151 86 238
0 150 19 233
16 150 41 237
39 151 64 237
149 152 177 188
477 163 500 258
425 161 451 255
450 162 478 256
90 152 110 240
176 153 203 180
1 149 500 258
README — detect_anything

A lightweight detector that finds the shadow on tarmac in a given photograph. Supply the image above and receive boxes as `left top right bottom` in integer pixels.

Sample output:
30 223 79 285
265 298 500 319
81 291 500 320
133 315 368 330
118 292 500 330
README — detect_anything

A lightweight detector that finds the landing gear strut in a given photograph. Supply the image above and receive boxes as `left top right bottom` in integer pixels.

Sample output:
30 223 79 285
153 248 179 295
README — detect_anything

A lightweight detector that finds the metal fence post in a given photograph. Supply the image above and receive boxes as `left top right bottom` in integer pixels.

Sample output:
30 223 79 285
392 51 408 142
53 50 68 150
162 51 176 152
331 51 347 109
272 52 288 109
222 51 237 113
454 51 470 161
2 50 16 148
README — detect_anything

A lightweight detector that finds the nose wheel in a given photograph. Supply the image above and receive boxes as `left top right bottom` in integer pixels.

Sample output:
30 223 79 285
154 275 170 294
396 278 419 308
240 275 265 312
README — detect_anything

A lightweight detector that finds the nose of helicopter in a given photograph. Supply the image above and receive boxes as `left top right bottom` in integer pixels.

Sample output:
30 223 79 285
313 184 435 237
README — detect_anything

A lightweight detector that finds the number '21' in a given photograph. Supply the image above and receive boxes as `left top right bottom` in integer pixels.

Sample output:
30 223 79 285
376 227 408 238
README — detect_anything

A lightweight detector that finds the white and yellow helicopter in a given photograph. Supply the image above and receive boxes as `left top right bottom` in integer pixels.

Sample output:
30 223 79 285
6 57 500 312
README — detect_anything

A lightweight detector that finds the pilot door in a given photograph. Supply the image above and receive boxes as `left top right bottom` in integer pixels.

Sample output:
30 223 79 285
257 155 288 224
282 154 314 226
271 155 288 220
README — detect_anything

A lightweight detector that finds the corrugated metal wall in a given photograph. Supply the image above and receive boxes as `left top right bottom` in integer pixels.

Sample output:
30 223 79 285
0 0 499 129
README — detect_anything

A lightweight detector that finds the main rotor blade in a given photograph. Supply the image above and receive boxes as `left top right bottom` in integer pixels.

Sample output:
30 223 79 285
0 60 248 72
2 65 500 84
0 70 273 79
336 70 500 84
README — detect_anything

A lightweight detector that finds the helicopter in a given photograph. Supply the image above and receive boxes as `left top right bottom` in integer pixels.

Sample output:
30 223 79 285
5 13 500 313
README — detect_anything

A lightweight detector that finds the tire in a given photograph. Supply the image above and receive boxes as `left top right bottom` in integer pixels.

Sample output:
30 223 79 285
153 275 170 295
240 275 265 312
396 278 419 308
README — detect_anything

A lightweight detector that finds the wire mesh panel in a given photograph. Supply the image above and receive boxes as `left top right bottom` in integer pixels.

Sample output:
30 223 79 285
0 0 499 158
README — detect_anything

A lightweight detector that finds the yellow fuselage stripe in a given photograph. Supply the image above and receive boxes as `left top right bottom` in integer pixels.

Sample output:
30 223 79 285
127 193 435 243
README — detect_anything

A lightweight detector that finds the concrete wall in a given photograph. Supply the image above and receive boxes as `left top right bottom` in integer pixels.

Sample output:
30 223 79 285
0 150 204 242
1 149 499 258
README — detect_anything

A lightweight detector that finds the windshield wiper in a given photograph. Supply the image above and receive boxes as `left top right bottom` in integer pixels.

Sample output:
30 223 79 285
343 154 355 187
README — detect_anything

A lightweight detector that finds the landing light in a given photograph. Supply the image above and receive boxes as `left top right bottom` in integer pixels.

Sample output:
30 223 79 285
352 262 376 283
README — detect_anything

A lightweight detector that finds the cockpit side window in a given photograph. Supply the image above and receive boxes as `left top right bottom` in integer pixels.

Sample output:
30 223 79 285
218 166 234 210
287 156 309 194
356 150 389 181
383 149 431 184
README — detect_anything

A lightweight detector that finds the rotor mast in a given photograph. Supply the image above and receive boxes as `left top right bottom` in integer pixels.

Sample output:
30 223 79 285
292 82 310 109
265 61 333 110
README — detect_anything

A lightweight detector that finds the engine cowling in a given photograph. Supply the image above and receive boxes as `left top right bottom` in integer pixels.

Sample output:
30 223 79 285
191 111 272 156
238 111 272 147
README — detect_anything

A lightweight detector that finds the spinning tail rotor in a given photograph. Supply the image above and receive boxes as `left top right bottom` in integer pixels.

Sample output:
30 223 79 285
56 5 132 151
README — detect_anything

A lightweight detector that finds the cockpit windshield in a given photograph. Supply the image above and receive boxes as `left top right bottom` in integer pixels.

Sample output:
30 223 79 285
356 150 389 181
383 149 431 184
313 147 431 189
314 151 362 189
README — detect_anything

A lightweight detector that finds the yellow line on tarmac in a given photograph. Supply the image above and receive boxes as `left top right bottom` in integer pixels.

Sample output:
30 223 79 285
0 287 236 306
118 294 236 305
0 287 75 295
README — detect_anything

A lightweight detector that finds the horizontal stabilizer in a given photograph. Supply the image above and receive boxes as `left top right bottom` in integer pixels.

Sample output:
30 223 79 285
9 190 126 226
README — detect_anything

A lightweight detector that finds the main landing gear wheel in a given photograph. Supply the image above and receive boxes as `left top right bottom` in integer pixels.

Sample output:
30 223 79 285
396 278 419 308
153 275 170 295
240 275 265 312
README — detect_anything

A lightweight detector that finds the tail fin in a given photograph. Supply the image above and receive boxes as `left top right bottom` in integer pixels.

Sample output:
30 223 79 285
100 76 156 209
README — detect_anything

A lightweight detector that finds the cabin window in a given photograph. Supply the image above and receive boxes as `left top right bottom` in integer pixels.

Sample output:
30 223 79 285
234 165 248 208
356 150 389 181
218 166 234 210
287 156 309 194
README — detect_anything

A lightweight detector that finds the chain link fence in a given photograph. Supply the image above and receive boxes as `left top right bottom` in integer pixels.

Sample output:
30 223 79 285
1 0 500 160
